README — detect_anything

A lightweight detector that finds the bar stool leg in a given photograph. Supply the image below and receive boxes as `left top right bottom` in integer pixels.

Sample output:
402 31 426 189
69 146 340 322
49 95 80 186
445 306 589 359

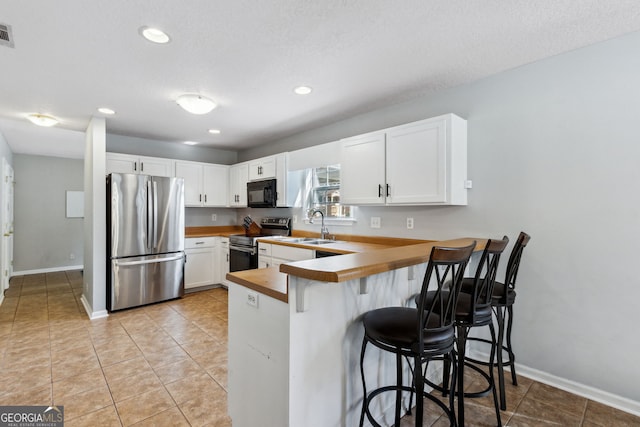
359 339 368 427
506 305 518 386
495 307 507 411
488 323 503 426
395 353 402 425
455 325 467 427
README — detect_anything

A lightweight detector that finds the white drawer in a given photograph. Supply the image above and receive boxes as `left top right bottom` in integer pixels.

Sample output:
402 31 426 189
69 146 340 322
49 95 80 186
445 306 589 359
272 245 313 261
257 242 272 256
185 237 216 249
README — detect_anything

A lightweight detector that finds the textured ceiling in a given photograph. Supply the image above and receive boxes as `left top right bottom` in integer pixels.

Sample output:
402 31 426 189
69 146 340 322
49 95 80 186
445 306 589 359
1 0 640 157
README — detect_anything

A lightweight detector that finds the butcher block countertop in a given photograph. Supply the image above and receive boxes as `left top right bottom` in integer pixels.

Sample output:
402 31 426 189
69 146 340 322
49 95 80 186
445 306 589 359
226 237 486 303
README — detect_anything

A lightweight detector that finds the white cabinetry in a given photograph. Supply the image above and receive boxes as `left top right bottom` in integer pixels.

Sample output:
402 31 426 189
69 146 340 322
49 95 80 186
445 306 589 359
175 161 228 207
106 153 173 177
185 237 218 289
219 237 230 285
258 242 313 268
249 155 277 181
340 114 467 206
229 163 249 207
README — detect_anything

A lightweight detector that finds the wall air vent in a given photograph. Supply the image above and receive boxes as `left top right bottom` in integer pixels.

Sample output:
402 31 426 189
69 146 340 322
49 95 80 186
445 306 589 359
0 23 15 48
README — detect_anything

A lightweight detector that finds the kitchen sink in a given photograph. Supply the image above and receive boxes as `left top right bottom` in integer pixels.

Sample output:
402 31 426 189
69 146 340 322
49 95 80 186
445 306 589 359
279 237 337 245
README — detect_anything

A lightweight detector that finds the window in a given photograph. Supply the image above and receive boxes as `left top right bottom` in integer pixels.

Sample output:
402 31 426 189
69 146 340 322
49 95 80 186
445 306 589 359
307 164 353 220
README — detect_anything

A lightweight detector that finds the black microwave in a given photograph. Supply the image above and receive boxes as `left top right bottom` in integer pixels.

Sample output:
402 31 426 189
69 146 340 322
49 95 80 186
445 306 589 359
247 179 277 208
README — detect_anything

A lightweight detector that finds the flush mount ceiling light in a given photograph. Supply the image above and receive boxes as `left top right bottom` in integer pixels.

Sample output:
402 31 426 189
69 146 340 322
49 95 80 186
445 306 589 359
27 113 58 127
183 141 198 145
176 94 217 115
208 129 221 134
97 107 116 115
139 26 170 44
294 86 313 95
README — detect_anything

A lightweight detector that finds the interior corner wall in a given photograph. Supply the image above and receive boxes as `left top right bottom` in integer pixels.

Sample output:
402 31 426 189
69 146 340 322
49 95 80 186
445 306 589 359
12 154 84 272
83 117 107 319
240 31 640 405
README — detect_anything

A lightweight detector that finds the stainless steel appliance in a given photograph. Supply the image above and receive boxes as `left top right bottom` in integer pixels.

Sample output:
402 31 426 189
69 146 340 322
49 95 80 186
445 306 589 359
229 217 291 272
247 178 277 208
107 173 185 311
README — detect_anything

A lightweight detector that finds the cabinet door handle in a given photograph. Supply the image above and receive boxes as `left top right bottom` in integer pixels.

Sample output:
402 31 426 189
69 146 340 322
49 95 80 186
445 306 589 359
204 194 207 203
386 184 390 197
226 253 229 262
378 184 383 197
141 162 144 172
134 162 137 172
195 242 205 245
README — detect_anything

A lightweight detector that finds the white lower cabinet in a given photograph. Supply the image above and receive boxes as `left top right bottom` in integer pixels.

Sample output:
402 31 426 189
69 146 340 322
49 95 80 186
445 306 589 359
258 242 313 268
185 237 218 289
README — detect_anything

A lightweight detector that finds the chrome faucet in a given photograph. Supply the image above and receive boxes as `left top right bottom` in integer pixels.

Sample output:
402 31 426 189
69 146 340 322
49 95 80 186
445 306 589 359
309 209 329 240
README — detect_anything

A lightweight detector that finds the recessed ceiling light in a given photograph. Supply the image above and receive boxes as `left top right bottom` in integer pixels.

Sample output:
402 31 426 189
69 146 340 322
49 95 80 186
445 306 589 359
294 86 313 95
176 94 217 115
139 26 170 44
183 141 198 145
208 129 221 134
27 114 58 127
97 107 116 115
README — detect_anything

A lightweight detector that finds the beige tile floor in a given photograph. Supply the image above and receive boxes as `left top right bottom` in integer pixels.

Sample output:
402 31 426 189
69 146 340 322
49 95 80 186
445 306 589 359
1 271 639 426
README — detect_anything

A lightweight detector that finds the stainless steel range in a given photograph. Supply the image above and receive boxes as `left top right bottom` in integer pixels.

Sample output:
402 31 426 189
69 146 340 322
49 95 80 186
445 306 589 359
229 217 291 272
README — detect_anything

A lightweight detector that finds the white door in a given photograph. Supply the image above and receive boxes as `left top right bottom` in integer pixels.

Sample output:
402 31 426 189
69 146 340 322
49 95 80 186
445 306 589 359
175 162 203 206
1 158 14 292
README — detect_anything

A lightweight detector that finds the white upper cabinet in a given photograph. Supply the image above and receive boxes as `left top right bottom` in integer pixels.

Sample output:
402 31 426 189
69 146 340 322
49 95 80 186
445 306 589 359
229 162 249 207
248 155 277 181
175 161 229 207
340 132 387 205
106 153 173 177
340 114 467 206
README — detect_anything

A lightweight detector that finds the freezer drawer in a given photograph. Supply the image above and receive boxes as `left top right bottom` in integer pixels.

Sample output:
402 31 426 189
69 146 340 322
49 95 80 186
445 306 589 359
109 252 185 311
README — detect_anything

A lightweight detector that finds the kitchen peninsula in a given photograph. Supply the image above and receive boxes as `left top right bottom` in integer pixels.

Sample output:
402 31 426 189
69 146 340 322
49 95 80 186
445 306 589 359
226 236 484 427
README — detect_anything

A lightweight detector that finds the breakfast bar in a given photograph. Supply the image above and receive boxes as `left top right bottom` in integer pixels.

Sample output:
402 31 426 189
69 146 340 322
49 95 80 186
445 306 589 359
226 237 484 427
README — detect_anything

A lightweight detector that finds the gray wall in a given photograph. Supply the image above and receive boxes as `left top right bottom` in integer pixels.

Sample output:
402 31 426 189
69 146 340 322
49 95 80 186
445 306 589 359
107 134 238 165
14 154 84 272
240 31 640 404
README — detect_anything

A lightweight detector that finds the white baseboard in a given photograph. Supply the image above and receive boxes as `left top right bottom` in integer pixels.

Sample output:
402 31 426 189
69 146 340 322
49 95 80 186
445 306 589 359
13 265 84 276
80 294 109 320
0 292 4 307
470 350 640 417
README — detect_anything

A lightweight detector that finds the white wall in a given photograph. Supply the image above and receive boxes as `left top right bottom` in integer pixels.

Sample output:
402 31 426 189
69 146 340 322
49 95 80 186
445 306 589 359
13 154 84 272
239 31 640 405
82 117 107 319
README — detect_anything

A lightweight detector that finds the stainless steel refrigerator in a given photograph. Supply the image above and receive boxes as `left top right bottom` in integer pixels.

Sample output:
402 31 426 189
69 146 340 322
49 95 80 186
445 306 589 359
107 173 185 311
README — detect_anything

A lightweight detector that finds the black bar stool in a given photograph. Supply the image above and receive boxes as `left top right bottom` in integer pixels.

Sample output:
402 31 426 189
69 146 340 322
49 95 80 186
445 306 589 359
359 242 476 427
461 231 531 411
449 237 509 426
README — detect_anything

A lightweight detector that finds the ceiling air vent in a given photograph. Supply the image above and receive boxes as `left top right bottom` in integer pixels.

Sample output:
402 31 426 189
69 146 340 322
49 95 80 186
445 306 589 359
0 23 15 48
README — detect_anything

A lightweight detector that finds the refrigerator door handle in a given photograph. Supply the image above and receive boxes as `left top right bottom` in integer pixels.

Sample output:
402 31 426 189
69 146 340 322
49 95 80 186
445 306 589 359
146 180 153 249
114 254 184 267
153 180 159 249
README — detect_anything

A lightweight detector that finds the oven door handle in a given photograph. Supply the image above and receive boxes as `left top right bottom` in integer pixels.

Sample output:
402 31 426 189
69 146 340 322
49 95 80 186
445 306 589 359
230 245 256 255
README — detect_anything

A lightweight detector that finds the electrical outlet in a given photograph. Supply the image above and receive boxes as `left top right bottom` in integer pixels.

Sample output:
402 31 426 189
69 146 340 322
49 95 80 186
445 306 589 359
211 214 217 222
371 217 381 229
69 253 75 260
293 215 298 223
406 218 414 229
247 291 258 307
